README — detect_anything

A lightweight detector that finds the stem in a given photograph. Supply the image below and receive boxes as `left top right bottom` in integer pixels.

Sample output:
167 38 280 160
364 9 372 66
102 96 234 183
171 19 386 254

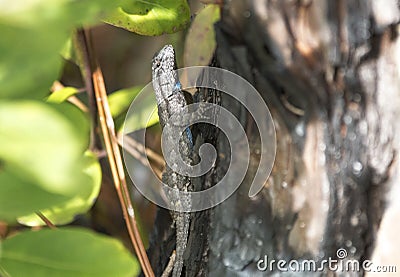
75 28 155 277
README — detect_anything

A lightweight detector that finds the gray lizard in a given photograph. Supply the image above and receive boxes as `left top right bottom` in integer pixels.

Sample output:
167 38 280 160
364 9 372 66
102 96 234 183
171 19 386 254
152 44 192 277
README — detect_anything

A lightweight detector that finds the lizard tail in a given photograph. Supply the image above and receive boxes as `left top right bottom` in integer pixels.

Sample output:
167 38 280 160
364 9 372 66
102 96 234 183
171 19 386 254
172 212 190 277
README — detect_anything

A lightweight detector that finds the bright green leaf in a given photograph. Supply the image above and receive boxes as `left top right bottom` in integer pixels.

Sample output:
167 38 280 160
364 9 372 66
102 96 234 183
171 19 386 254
0 0 123 99
0 101 89 197
105 0 190 36
17 151 102 226
0 23 64 99
47 87 79 104
184 5 220 67
0 170 69 223
108 86 160 133
122 96 159 134
0 101 95 223
109 86 148 132
0 228 139 277
109 86 143 118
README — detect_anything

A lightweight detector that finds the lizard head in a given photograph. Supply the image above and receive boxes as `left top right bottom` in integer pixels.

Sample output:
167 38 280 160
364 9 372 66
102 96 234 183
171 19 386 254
152 45 180 105
152 44 177 73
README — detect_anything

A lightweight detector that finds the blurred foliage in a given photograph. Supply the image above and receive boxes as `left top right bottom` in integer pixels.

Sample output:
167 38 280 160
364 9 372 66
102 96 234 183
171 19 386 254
47 86 80 104
0 101 91 222
0 228 139 277
105 0 190 36
0 0 193 275
17 151 102 226
107 86 159 132
0 0 125 99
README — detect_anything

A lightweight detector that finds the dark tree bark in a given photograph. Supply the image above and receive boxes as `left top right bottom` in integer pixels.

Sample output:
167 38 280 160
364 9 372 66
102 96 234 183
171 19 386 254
150 0 400 276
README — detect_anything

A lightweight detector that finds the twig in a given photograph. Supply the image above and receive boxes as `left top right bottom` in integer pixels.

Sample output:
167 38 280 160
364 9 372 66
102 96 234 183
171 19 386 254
117 134 163 179
50 81 89 112
68 96 89 113
74 30 98 151
122 134 165 167
36 212 56 229
161 250 176 277
76 28 155 277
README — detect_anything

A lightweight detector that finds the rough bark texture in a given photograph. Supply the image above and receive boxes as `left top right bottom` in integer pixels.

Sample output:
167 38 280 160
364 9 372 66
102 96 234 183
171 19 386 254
150 0 400 276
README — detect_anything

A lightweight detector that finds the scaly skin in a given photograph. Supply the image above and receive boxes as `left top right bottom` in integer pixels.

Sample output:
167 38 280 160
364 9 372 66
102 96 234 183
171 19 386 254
152 45 192 277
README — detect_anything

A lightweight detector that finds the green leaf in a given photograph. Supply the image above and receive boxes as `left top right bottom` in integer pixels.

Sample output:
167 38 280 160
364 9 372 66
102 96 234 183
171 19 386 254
60 38 75 62
109 86 142 118
108 86 159 133
122 96 159 134
0 101 89 195
47 87 79 104
0 101 91 223
105 0 190 36
184 5 220 67
17 151 102 226
0 170 70 223
0 23 64 99
0 0 123 99
0 228 139 277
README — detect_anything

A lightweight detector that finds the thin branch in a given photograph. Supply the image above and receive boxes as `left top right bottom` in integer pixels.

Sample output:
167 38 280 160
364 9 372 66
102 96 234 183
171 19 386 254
67 96 89 113
161 250 176 277
76 28 155 277
74 29 98 151
50 81 89 112
117 135 163 179
117 132 165 175
122 134 165 167
36 212 56 229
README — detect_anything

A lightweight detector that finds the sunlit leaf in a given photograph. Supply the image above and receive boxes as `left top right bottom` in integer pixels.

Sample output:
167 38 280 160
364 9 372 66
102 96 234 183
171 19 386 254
0 101 89 198
0 228 139 277
0 0 123 99
17 151 101 226
105 0 190 36
109 86 142 118
0 170 69 223
0 100 90 221
122 95 159 134
47 87 79 104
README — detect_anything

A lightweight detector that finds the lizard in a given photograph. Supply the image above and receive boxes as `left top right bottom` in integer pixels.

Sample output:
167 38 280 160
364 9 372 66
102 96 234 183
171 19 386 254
152 44 193 277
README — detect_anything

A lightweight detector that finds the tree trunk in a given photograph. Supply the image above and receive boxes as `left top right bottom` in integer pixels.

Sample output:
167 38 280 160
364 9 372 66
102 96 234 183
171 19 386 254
150 1 400 276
